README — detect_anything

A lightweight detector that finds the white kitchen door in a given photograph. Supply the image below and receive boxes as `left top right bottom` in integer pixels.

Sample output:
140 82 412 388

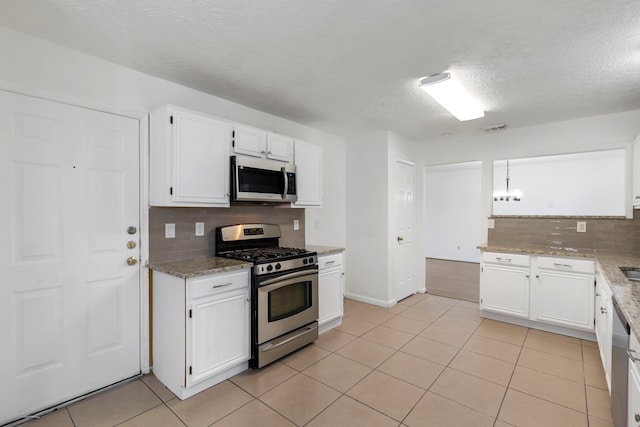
395 160 416 302
0 91 141 424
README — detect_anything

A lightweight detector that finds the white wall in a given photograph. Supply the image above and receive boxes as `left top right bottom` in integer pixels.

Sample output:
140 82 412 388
492 150 626 216
420 110 640 243
345 131 390 305
424 162 482 262
345 131 422 306
0 26 347 247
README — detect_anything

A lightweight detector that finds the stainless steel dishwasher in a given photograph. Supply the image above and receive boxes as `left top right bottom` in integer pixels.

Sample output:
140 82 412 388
611 297 629 427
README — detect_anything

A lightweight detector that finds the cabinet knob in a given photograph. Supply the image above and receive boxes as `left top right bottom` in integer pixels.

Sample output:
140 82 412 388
635 413 640 422
261 150 266 154
601 307 607 314
268 150 272 155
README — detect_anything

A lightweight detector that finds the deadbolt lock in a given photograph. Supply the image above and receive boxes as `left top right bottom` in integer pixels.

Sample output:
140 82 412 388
127 256 138 266
127 226 137 235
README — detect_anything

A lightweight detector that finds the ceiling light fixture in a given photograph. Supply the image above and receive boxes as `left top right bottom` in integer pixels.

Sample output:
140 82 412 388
419 72 485 121
493 160 522 202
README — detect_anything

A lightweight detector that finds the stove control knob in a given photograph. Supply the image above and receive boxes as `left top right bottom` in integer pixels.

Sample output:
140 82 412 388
303 258 308 265
275 263 282 270
267 265 273 272
308 257 315 264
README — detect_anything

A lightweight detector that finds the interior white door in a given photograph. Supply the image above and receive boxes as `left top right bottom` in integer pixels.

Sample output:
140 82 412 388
395 160 416 301
0 91 141 424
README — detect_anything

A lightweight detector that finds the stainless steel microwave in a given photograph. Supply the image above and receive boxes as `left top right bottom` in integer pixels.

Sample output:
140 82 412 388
231 156 297 203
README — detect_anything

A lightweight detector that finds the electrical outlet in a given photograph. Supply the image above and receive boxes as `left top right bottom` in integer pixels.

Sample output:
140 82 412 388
165 223 175 239
195 222 204 236
577 221 587 233
487 219 495 229
293 219 299 231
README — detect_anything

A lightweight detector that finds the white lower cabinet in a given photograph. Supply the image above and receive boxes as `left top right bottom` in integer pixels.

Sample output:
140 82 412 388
629 333 640 426
480 252 531 318
533 257 595 331
152 269 250 399
318 253 344 333
480 251 595 336
595 267 613 391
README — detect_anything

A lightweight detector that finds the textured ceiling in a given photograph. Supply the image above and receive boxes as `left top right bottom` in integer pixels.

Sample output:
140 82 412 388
1 0 640 141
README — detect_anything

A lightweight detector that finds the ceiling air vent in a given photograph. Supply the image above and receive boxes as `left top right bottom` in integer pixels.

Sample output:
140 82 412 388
482 123 508 132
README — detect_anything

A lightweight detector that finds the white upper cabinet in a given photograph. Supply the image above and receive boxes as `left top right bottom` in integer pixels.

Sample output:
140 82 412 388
232 125 267 158
293 140 323 207
232 125 293 162
266 134 294 162
150 105 231 207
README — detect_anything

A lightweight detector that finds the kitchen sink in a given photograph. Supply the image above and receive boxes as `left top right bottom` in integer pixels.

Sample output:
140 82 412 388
620 267 640 282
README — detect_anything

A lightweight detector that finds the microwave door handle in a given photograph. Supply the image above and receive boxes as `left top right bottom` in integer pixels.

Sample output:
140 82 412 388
281 167 287 200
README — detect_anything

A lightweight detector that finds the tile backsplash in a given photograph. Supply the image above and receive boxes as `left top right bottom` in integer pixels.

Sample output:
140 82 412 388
487 211 640 254
149 205 305 263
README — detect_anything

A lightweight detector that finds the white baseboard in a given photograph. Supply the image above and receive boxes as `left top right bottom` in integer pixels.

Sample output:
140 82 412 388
344 292 395 308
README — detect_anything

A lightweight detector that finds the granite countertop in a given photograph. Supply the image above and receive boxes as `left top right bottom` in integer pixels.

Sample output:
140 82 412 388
148 257 253 279
306 245 345 256
479 244 640 342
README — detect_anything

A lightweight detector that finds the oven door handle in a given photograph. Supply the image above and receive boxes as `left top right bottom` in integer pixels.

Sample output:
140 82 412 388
260 269 319 287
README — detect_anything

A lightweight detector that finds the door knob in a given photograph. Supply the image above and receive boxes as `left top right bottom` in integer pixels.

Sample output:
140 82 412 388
127 256 138 266
127 241 137 249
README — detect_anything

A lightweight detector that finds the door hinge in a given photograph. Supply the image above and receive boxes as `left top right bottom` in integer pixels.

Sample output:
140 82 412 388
481 267 483 273
189 366 192 375
170 115 173 124
594 318 596 326
232 130 235 147
170 187 173 195
189 309 192 318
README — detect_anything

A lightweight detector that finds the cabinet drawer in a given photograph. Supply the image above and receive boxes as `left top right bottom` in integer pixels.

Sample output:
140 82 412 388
319 253 343 270
537 256 594 274
188 270 249 300
482 252 529 267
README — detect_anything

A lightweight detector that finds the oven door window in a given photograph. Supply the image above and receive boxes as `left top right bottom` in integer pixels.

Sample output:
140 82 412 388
238 167 284 194
268 280 312 322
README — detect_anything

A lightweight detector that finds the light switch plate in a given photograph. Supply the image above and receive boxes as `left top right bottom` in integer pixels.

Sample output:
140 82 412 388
293 219 299 231
487 219 495 229
165 223 175 238
195 222 204 236
577 221 587 233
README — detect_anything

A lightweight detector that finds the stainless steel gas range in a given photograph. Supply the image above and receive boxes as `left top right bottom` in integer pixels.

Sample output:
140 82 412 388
215 224 318 368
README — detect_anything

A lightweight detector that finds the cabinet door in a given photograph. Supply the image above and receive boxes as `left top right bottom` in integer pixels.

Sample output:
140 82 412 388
187 288 249 386
318 267 343 326
595 286 612 390
266 134 294 162
535 270 594 330
480 264 530 318
293 141 323 207
232 125 267 158
172 110 230 205
630 360 640 427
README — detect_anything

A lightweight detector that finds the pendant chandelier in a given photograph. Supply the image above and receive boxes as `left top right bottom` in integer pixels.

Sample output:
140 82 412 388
493 160 522 202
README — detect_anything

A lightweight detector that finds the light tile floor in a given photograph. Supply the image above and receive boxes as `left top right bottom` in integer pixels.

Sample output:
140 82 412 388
24 293 613 426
